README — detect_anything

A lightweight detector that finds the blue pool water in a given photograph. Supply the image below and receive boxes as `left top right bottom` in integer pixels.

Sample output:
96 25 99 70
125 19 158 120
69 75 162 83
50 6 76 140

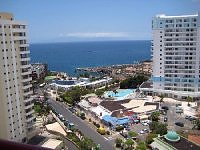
105 89 134 100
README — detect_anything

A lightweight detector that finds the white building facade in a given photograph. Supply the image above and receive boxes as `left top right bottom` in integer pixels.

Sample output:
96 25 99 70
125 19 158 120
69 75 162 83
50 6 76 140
151 13 200 99
0 12 35 142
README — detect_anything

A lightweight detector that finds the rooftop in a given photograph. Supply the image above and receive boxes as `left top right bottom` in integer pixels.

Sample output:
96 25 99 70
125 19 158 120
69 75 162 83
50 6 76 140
155 13 199 18
41 139 62 149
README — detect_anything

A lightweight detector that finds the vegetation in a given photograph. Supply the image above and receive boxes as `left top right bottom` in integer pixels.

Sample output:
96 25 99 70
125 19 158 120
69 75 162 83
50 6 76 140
150 111 160 122
115 138 123 148
34 102 50 116
95 89 105 97
115 125 124 131
80 113 86 120
145 133 158 146
97 127 106 135
61 87 93 105
128 131 138 137
186 96 193 106
136 142 147 150
67 132 96 150
125 139 134 149
159 94 164 103
193 118 200 130
120 75 148 89
79 137 96 150
149 121 167 136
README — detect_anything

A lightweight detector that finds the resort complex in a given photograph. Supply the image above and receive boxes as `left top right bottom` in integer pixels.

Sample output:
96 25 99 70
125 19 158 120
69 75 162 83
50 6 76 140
1 1 200 149
141 13 200 100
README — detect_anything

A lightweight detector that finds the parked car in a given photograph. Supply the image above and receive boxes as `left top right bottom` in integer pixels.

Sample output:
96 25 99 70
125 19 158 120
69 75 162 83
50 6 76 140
133 119 140 124
185 115 189 119
176 109 183 113
139 130 145 134
188 116 197 121
164 117 168 122
175 122 184 127
143 129 149 133
161 106 169 110
69 107 76 113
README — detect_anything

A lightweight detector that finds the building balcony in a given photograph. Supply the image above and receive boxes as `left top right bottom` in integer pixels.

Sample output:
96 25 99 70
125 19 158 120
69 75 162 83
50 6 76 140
24 97 33 103
21 70 31 76
19 43 29 47
20 50 30 55
20 57 30 62
20 64 31 69
25 103 34 110
12 28 27 33
13 36 27 41
26 115 36 123
22 84 32 90
23 90 33 96
25 109 35 116
22 77 32 83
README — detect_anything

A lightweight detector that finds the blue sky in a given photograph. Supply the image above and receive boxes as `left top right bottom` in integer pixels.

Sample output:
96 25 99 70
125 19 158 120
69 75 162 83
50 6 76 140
0 0 199 43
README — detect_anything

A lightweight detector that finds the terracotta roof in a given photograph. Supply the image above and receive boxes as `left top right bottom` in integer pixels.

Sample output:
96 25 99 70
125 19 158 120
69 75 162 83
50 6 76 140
188 135 200 146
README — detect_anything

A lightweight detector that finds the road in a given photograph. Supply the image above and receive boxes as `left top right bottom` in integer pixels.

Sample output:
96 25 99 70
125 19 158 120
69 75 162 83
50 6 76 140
47 99 114 150
161 102 193 130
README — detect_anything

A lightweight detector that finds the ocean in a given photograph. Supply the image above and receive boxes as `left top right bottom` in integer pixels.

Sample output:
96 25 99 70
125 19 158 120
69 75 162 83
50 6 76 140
30 40 151 75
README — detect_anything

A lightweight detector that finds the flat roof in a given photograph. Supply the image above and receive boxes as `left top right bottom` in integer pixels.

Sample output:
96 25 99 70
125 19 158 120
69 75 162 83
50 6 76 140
42 139 62 149
156 14 198 18
160 136 200 150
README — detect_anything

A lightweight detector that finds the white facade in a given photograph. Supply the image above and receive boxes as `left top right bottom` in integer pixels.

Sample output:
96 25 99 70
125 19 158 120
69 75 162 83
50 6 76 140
151 13 200 99
0 12 35 142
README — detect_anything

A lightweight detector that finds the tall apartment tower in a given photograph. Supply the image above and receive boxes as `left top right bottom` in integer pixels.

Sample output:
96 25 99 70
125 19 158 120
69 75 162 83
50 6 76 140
0 12 35 142
152 13 200 99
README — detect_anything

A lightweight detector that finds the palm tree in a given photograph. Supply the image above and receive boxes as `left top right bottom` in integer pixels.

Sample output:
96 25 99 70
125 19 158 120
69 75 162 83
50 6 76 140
113 90 118 96
159 94 164 103
187 96 193 106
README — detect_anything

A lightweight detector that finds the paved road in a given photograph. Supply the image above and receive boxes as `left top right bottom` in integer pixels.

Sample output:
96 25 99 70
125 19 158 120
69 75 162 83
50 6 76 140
161 102 193 130
63 138 78 150
47 99 114 150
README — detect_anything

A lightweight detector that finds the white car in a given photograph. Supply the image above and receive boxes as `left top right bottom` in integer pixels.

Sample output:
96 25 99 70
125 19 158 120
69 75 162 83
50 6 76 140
139 130 145 134
142 122 149 126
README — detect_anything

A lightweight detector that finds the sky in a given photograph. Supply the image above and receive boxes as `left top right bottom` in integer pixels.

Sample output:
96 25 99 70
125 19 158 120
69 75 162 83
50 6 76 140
0 0 200 43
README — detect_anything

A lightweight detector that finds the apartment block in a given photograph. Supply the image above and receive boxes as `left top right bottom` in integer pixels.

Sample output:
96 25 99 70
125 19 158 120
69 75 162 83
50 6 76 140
151 13 200 99
0 12 35 142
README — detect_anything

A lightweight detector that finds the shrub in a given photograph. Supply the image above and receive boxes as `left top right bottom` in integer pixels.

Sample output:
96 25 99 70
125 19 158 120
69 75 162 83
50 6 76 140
115 138 123 148
115 125 124 132
95 123 100 128
128 131 138 137
93 121 96 125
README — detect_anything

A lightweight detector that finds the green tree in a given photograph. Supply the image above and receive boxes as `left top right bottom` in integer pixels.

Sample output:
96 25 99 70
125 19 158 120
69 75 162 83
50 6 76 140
149 121 167 136
113 89 118 95
125 139 134 149
34 104 42 114
120 75 148 89
80 137 95 150
136 142 146 150
159 94 164 103
193 118 200 130
146 133 158 146
128 131 138 137
150 111 160 122
186 96 193 106
115 138 123 148
95 89 105 97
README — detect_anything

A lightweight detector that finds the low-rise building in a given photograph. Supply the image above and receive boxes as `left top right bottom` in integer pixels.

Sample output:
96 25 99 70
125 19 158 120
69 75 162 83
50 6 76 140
31 63 48 80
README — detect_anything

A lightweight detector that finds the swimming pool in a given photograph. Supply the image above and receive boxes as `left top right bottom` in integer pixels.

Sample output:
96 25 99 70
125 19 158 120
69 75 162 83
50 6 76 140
105 89 135 100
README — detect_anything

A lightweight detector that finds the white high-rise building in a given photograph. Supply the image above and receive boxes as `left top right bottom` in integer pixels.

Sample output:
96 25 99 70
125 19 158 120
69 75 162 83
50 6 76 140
0 12 35 142
151 13 200 99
